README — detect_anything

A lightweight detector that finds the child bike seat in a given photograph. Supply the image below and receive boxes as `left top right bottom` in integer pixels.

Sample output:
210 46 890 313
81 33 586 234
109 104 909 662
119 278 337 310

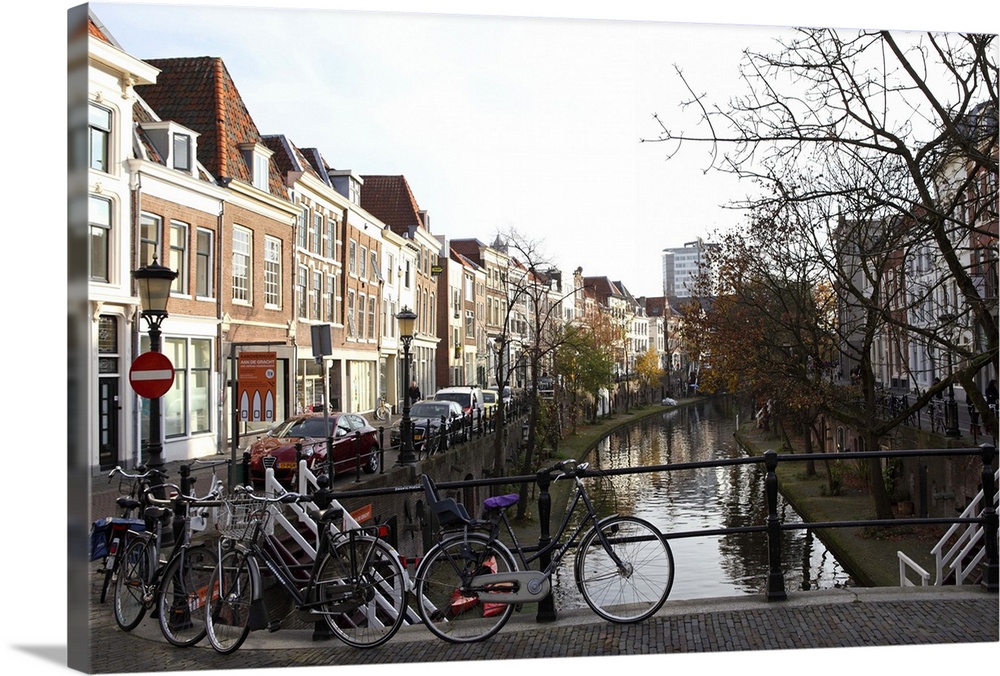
421 474 472 527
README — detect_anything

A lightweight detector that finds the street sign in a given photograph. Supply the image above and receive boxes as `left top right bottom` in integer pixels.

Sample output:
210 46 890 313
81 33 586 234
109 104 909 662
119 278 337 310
129 352 175 399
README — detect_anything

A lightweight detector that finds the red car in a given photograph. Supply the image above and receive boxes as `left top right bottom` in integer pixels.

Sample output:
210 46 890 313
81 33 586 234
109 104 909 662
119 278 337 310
247 413 381 487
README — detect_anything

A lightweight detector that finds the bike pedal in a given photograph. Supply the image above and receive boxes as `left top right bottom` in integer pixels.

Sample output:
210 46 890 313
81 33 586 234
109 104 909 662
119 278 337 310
266 621 282 633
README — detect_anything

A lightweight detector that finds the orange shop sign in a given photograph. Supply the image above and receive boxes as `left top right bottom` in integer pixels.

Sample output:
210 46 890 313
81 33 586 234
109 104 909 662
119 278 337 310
238 352 277 423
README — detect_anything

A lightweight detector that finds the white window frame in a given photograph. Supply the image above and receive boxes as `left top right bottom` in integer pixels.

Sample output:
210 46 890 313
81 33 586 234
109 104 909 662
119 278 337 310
195 228 214 299
169 221 189 296
89 194 112 283
89 103 112 173
232 226 252 304
264 236 282 308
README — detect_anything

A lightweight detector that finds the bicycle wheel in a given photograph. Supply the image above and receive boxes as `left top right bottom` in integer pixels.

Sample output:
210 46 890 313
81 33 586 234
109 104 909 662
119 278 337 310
113 537 151 631
575 516 673 623
318 535 408 648
414 533 517 643
374 405 388 421
205 549 255 654
157 545 218 647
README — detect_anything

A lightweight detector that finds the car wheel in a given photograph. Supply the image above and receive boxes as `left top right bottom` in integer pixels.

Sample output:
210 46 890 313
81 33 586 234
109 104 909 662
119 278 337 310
364 448 380 474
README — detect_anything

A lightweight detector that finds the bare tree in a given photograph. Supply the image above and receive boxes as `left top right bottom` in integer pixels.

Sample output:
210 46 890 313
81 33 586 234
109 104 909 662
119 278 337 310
646 28 997 519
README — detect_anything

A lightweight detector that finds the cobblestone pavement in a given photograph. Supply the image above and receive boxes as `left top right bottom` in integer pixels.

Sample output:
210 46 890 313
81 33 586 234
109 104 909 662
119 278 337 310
84 561 997 674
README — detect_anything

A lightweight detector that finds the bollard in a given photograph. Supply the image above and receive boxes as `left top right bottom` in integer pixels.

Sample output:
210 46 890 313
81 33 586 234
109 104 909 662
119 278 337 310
764 450 787 601
355 431 362 483
981 444 998 593
241 450 250 487
439 416 448 452
378 427 385 474
535 469 557 622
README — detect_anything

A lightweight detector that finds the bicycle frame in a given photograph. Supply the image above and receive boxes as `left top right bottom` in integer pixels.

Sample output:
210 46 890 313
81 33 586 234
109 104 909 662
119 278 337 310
465 473 627 579
225 513 389 622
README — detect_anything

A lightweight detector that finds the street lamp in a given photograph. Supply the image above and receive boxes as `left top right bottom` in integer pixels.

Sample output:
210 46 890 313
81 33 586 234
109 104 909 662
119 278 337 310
396 307 418 465
938 313 960 438
133 257 178 476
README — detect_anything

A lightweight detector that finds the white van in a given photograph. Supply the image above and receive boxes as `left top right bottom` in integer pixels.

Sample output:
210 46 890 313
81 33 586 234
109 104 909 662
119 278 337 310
433 386 485 416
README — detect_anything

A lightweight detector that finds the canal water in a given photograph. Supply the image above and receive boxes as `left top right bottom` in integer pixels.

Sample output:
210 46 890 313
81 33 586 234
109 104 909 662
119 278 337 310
551 397 851 608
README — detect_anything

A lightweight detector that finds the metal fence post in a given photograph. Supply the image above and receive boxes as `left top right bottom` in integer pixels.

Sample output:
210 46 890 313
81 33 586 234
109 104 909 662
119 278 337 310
355 431 362 483
980 444 998 593
535 470 557 622
764 450 787 601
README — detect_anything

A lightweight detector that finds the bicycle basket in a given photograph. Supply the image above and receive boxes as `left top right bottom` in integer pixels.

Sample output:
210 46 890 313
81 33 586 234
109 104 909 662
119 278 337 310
219 496 272 542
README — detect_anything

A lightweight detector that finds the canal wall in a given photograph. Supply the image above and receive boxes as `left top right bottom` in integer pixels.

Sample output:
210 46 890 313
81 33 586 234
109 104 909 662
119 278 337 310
328 420 525 560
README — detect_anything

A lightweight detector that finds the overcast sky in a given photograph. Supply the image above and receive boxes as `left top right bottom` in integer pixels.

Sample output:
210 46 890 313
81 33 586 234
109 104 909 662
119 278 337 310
85 0 995 297
5 2 997 676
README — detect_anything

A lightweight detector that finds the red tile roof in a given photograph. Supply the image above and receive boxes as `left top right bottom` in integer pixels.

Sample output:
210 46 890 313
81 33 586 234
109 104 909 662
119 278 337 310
359 175 425 235
134 57 288 199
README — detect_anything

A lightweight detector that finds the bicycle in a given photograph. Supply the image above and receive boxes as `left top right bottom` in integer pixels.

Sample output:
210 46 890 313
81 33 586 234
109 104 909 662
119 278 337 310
413 458 675 643
373 395 391 422
94 465 166 603
112 476 223 647
205 482 409 654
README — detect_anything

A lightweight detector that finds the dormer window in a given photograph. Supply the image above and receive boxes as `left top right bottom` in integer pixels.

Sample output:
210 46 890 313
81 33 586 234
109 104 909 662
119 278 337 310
239 142 274 193
172 133 191 172
139 121 199 177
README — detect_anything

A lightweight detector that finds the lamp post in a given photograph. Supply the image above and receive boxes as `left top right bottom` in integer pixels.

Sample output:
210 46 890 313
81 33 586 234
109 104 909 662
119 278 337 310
939 313 960 438
133 257 178 478
396 307 418 465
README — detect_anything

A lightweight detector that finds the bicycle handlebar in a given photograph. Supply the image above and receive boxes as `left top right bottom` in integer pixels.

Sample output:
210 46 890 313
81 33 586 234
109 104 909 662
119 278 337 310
536 458 589 481
144 483 225 507
230 485 328 506
108 465 168 482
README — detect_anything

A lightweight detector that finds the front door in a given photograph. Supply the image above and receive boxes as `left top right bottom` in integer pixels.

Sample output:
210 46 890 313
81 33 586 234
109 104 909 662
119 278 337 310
98 376 120 470
97 315 122 470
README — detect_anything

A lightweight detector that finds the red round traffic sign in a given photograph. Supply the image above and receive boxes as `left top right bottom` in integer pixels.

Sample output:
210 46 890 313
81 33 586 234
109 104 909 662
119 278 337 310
129 352 175 399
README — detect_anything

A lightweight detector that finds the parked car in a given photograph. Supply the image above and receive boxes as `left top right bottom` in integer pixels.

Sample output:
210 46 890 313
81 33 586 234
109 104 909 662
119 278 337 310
433 386 485 417
661 397 678 407
500 385 513 406
390 400 468 452
247 412 380 488
482 389 500 415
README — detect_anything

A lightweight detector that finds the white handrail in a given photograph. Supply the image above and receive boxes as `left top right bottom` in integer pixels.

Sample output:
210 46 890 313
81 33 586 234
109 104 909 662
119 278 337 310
897 551 930 586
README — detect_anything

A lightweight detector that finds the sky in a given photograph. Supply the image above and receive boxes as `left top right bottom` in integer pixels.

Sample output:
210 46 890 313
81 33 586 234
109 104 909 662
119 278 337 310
3 1 998 676
79 0 991 298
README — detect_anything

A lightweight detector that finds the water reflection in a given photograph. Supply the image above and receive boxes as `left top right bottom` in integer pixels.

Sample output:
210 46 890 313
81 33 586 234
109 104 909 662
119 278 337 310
553 398 850 609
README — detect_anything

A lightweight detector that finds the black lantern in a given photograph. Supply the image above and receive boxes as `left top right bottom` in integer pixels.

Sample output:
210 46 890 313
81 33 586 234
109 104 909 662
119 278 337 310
133 257 178 476
396 307 418 464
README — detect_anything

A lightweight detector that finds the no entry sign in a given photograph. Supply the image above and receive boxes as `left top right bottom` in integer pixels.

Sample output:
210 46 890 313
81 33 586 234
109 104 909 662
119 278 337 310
129 352 175 399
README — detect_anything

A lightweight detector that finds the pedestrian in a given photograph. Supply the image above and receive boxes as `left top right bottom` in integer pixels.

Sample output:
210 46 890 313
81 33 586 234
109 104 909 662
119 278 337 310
967 390 981 439
407 380 422 403
986 379 998 414
932 376 943 399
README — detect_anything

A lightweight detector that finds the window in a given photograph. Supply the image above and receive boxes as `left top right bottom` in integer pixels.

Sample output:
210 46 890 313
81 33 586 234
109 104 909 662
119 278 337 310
358 293 367 338
368 295 377 340
325 216 335 258
312 270 322 318
172 133 191 171
332 271 342 323
347 290 357 337
89 103 111 172
253 154 269 191
297 265 308 318
370 250 381 281
349 240 357 276
298 207 308 249
312 213 323 255
161 337 212 437
360 246 368 279
169 222 188 294
89 194 111 282
404 259 411 288
264 237 281 307
139 213 162 267
386 253 395 285
195 229 214 298
232 226 251 303
326 274 335 322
